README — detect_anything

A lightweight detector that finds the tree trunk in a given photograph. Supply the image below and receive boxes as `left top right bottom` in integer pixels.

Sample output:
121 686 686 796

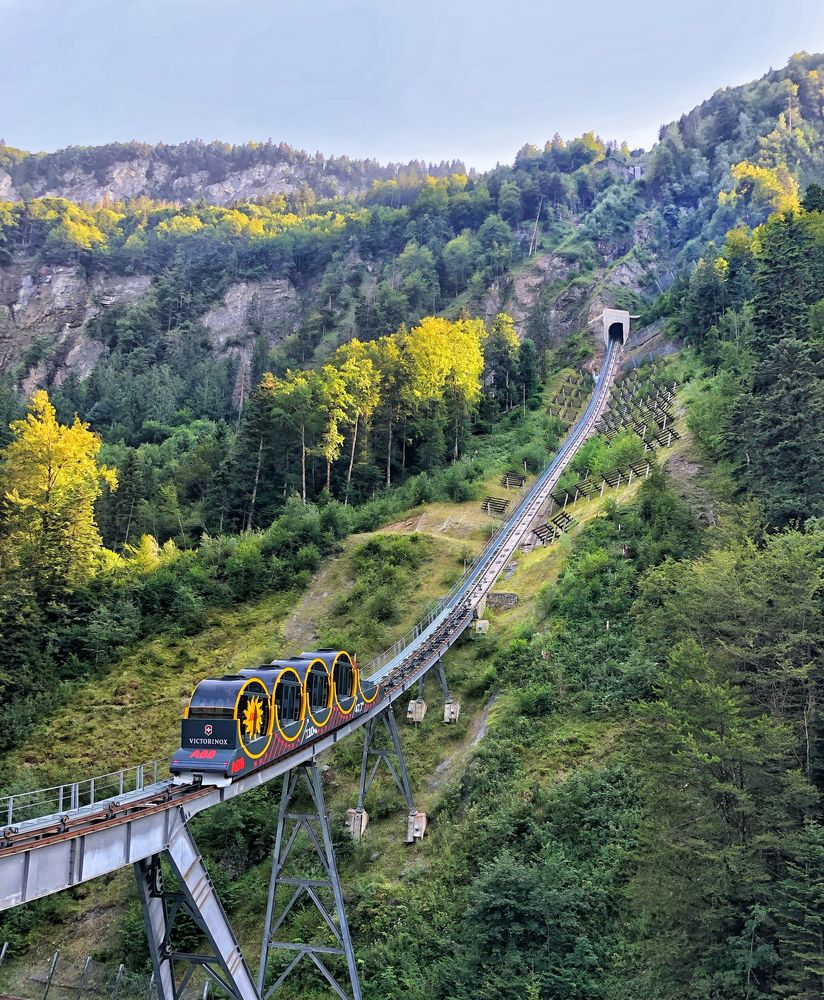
123 495 135 547
248 435 263 530
386 413 393 487
345 412 360 504
300 424 307 502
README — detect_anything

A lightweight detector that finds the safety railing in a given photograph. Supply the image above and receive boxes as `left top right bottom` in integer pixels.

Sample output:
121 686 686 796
3 947 212 999
1 760 165 828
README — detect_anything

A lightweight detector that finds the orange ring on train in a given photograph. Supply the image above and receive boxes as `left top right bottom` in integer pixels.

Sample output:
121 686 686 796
234 677 274 759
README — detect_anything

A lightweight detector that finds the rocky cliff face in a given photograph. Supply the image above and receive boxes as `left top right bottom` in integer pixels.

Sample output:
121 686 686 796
0 159 360 207
200 278 301 406
0 264 152 392
200 278 299 351
0 262 303 397
481 252 581 335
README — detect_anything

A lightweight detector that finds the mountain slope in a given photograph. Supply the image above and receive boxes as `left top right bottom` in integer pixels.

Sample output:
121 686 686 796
0 139 467 205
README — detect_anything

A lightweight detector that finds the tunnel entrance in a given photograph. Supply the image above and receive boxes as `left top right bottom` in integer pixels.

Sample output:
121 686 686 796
598 308 633 348
608 321 625 345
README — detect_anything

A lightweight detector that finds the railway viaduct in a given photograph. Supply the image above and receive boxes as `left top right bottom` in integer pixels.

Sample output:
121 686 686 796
0 332 628 1000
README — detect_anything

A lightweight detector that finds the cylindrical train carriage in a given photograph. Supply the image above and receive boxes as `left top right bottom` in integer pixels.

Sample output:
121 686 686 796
171 649 381 785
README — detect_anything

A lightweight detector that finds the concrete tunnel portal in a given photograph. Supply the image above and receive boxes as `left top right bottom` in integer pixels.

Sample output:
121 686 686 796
598 308 635 348
609 321 626 344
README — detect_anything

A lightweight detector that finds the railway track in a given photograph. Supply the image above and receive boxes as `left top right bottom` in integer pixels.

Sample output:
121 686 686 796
0 340 621 888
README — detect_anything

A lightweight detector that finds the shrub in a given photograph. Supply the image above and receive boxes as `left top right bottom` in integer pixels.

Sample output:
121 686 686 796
224 537 269 598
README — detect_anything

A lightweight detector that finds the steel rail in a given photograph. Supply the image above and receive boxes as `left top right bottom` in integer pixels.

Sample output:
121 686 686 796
0 341 621 904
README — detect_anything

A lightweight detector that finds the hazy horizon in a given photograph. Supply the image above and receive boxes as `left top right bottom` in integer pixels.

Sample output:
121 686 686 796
3 0 824 171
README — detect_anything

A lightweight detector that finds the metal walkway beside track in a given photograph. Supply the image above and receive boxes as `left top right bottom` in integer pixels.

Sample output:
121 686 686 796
0 339 622 998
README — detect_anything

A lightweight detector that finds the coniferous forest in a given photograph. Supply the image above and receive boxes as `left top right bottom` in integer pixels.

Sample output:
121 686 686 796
0 45 824 1000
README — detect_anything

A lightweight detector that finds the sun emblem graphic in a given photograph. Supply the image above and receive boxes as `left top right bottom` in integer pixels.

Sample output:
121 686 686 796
242 696 264 741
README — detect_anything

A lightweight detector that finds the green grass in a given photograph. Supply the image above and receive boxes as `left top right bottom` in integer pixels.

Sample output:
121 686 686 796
0 593 294 790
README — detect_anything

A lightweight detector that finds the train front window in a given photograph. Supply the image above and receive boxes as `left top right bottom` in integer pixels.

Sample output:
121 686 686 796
189 706 234 719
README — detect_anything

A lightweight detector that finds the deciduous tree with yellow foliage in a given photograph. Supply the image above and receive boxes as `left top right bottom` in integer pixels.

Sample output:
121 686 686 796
0 390 117 594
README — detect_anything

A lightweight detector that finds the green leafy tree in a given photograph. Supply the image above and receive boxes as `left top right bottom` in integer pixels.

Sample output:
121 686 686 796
484 313 520 408
334 340 382 499
0 390 117 594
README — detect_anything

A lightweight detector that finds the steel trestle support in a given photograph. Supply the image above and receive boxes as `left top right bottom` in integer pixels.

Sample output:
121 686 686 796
356 707 414 813
433 660 451 703
258 763 361 1000
134 810 258 1000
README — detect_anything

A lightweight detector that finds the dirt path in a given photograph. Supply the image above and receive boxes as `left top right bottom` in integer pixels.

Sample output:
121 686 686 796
282 557 350 650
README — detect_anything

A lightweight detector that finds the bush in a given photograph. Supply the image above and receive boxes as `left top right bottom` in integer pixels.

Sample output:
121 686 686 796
224 537 269 598
511 440 550 473
439 463 477 502
366 584 401 623
294 542 322 573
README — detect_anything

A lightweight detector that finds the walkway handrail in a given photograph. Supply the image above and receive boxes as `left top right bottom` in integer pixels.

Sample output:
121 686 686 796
1 759 164 828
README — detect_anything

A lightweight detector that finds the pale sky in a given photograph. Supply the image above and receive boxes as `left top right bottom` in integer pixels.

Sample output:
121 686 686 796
2 0 824 169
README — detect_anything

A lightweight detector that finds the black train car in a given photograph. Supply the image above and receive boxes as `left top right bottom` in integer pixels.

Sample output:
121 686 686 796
171 649 383 785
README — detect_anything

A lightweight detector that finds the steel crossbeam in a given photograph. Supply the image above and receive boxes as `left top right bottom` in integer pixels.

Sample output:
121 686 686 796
356 708 415 813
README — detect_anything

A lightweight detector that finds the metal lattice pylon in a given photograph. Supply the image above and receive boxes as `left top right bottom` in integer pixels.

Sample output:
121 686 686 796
134 810 257 1000
356 706 415 813
258 763 361 1000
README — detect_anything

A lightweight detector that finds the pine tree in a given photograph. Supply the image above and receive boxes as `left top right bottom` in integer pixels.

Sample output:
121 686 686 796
750 212 812 356
774 819 824 999
737 338 824 523
801 183 824 213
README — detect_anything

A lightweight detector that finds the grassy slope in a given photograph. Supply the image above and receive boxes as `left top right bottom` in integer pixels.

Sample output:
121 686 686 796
0 370 696 999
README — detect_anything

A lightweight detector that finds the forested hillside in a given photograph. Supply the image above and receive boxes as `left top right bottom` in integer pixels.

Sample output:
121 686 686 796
1 49 824 1000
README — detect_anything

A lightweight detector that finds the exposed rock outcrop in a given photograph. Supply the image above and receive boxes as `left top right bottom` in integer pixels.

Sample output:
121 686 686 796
0 264 152 389
2 159 355 206
0 260 305 397
174 164 305 204
200 278 299 352
200 278 301 407
480 251 581 338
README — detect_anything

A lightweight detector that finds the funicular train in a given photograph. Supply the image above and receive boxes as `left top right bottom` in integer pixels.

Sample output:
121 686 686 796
171 649 379 785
